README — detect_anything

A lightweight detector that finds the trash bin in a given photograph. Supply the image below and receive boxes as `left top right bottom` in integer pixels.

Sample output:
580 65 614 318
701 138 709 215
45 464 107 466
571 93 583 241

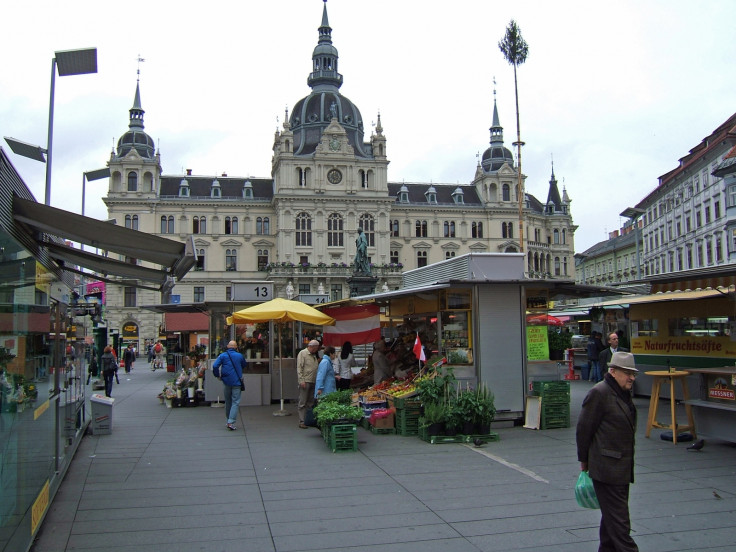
90 394 115 435
580 363 590 381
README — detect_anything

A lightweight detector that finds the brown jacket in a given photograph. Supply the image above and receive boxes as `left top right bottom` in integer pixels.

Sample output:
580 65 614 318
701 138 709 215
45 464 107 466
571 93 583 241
576 377 637 485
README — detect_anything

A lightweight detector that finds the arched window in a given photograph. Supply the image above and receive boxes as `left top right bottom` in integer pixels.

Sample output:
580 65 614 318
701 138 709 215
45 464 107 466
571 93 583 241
257 249 269 271
443 221 455 238
125 215 138 230
127 171 138 192
553 229 560 244
359 214 375 246
508 222 513 239
417 250 428 268
193 216 206 234
225 216 238 235
390 250 400 264
502 222 508 238
502 183 510 201
415 220 427 238
472 221 483 238
225 249 237 271
328 213 344 247
561 228 566 244
390 219 399 237
296 212 312 246
554 257 561 276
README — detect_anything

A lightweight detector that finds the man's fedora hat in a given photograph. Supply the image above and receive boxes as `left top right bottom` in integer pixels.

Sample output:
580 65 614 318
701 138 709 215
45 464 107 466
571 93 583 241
609 351 638 372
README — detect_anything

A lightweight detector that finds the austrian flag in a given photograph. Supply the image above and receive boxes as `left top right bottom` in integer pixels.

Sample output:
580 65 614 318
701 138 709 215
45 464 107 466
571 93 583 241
413 333 426 362
321 304 381 346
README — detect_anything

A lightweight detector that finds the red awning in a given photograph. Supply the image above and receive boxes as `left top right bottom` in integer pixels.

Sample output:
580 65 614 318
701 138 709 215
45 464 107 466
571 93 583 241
164 312 209 332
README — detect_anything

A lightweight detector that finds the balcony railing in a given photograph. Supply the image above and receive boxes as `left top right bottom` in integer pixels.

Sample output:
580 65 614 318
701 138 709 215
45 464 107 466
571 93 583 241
266 263 404 277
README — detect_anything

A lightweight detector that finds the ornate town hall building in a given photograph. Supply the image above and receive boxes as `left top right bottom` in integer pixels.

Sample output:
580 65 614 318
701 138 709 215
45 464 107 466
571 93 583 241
101 2 575 344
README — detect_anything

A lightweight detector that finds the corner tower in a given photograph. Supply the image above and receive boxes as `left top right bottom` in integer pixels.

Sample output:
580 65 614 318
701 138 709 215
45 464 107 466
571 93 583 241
107 80 161 197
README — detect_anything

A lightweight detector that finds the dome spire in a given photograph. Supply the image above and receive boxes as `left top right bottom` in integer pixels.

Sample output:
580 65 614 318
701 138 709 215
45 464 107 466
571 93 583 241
489 77 503 146
129 81 145 130
307 0 343 91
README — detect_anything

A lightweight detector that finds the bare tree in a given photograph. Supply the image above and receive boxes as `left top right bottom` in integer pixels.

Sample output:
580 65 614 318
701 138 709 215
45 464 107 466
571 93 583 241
499 20 529 254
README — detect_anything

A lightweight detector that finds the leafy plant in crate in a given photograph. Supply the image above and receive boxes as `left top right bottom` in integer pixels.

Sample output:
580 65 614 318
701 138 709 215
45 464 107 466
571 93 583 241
419 401 447 435
312 401 363 428
416 365 456 405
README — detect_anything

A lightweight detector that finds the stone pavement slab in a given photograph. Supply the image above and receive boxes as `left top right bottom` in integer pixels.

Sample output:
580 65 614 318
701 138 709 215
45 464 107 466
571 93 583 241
30 368 736 552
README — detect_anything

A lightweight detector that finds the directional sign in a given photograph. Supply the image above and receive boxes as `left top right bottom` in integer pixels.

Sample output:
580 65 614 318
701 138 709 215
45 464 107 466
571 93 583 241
299 294 330 305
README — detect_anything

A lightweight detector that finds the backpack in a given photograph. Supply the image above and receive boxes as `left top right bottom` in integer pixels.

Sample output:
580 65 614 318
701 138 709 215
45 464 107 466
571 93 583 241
102 355 115 372
154 343 162 353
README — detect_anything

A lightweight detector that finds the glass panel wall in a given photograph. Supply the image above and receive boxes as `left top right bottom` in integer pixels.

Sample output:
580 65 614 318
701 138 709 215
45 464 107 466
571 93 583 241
0 228 79 551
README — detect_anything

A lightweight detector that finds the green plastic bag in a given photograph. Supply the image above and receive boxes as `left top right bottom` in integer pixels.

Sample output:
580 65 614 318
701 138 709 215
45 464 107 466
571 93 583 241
575 471 600 509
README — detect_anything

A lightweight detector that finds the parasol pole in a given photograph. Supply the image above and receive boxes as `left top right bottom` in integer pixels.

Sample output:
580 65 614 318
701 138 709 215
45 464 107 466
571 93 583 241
273 320 291 416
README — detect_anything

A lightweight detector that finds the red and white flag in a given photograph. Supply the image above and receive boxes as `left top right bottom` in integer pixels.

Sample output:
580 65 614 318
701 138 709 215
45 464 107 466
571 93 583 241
413 332 426 362
321 305 381 346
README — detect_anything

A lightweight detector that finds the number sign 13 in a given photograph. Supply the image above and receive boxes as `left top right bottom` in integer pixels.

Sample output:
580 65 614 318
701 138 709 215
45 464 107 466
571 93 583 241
231 282 274 302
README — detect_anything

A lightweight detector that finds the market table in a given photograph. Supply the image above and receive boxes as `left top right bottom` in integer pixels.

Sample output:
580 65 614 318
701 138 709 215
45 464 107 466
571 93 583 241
644 370 696 444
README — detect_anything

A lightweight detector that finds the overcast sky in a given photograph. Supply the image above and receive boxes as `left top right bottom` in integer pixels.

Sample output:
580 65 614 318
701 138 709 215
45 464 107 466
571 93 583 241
2 0 735 254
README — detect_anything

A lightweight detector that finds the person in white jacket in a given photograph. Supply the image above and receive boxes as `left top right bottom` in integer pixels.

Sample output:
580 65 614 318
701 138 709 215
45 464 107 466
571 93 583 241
336 341 357 390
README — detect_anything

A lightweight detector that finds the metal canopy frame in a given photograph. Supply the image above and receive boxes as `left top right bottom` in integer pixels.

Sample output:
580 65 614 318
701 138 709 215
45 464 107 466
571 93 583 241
12 195 196 289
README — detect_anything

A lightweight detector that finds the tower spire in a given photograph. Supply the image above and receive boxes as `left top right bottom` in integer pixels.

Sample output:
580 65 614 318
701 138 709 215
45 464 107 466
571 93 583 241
489 76 503 146
307 0 343 91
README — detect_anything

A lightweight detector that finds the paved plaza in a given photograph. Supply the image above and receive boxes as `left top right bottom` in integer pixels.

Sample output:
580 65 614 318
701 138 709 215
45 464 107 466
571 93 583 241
31 366 736 552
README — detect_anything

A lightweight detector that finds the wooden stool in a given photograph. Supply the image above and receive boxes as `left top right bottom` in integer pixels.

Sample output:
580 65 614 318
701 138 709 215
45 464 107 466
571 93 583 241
644 370 696 444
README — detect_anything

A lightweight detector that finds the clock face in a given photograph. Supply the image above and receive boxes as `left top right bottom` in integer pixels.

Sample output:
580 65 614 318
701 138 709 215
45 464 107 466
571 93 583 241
327 169 342 184
329 137 340 151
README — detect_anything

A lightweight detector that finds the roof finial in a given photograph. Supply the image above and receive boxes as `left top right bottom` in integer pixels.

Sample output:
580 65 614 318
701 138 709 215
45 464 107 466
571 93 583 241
551 153 555 179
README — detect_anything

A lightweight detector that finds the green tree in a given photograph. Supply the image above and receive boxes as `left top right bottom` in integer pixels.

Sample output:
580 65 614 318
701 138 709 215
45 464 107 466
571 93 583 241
499 19 529 253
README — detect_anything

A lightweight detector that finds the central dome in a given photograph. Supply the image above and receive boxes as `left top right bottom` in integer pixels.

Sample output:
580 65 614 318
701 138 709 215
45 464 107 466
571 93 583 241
290 91 368 157
288 1 372 159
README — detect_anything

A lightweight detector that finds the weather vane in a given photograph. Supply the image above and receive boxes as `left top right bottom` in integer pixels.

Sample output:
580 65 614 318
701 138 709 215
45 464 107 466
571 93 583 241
137 54 145 82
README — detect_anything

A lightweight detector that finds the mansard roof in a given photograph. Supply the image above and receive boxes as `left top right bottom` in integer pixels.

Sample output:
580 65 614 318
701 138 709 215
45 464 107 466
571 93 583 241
387 182 481 205
159 175 274 199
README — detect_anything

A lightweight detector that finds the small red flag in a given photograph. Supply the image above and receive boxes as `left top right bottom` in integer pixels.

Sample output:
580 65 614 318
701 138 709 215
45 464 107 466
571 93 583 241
413 333 426 362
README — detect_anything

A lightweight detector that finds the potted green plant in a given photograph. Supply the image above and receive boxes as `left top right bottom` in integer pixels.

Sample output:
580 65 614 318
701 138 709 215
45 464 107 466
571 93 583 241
419 401 446 435
475 384 496 435
416 366 456 405
444 400 463 436
455 389 481 435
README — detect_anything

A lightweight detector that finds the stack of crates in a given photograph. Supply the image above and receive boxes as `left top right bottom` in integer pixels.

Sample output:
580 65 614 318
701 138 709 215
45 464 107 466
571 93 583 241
531 381 571 429
391 397 421 436
326 423 358 453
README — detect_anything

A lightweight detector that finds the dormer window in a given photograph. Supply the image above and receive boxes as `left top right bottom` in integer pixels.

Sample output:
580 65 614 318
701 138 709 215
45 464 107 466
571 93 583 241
398 184 409 204
425 185 437 205
211 178 221 198
452 187 464 205
179 178 190 197
243 179 253 199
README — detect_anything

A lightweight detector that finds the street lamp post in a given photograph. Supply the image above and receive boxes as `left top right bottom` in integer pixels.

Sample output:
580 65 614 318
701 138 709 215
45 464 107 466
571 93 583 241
81 168 111 254
82 167 111 217
5 47 97 205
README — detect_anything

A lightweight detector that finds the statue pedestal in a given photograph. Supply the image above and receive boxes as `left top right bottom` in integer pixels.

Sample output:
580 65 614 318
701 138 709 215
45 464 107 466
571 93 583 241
347 274 378 297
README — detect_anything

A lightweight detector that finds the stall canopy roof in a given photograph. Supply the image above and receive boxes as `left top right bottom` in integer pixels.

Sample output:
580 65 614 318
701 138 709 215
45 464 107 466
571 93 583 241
13 195 196 289
592 288 731 307
349 280 629 304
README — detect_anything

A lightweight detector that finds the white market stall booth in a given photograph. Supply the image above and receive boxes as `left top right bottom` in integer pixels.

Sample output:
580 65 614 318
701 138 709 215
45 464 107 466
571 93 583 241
351 253 581 425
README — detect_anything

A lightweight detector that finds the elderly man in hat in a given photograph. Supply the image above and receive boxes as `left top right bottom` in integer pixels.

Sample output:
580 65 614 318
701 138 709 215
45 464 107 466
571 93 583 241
296 340 321 429
576 352 640 552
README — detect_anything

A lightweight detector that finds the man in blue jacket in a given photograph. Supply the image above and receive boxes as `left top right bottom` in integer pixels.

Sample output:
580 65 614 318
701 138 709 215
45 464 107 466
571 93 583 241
576 351 639 551
212 340 247 431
